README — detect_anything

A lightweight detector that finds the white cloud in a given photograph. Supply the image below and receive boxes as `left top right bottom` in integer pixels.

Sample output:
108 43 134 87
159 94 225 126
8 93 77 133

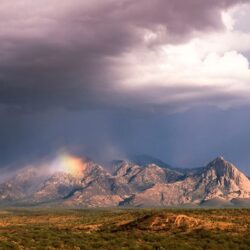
113 4 250 110
0 0 249 112
222 11 235 31
119 43 250 89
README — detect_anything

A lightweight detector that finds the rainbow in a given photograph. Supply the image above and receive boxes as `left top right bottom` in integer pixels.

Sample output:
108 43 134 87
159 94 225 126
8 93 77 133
51 154 87 177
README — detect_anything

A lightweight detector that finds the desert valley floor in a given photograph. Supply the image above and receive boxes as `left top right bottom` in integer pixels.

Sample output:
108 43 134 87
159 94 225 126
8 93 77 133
0 208 250 250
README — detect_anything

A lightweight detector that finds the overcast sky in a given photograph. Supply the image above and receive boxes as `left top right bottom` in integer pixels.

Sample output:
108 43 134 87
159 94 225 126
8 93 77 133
1 0 250 173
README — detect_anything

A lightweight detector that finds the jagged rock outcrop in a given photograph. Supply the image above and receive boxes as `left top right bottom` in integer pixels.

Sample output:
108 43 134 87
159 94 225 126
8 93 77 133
114 161 183 192
120 157 250 207
0 156 250 207
0 168 46 202
191 156 250 202
31 172 82 202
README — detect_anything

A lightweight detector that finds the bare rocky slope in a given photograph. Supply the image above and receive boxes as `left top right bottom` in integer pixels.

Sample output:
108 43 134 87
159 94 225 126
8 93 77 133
0 156 250 207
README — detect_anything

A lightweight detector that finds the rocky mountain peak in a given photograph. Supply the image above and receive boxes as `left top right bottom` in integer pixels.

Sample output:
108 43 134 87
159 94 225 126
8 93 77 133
217 155 224 161
206 156 237 175
1 156 250 207
209 156 226 166
197 157 250 201
114 161 141 177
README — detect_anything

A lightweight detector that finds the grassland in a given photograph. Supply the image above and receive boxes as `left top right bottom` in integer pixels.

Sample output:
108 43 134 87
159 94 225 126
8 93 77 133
0 208 249 249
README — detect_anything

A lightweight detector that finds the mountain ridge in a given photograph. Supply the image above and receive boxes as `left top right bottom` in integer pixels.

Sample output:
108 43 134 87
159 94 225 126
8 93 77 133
0 156 250 208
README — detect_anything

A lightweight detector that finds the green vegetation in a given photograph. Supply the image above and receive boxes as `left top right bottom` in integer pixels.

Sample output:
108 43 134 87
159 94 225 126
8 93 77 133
0 208 249 249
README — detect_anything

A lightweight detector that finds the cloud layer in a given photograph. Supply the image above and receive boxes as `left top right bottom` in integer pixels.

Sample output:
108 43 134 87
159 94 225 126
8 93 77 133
0 0 249 113
1 1 250 171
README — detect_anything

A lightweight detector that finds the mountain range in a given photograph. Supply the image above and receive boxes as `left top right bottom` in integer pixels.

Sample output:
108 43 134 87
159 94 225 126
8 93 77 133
1 156 250 208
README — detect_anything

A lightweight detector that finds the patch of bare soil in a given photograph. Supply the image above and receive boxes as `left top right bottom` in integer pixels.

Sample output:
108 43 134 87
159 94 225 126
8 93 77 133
73 224 102 233
117 212 242 233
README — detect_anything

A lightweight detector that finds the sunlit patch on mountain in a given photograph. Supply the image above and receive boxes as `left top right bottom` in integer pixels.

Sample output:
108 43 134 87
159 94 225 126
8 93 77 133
50 154 87 177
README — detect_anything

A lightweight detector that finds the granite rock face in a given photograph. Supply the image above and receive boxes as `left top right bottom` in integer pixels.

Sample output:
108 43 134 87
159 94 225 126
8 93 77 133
0 157 250 207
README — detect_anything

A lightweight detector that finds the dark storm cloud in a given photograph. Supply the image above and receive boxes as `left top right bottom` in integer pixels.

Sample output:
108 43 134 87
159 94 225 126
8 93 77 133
2 105 250 174
1 0 250 173
0 0 246 111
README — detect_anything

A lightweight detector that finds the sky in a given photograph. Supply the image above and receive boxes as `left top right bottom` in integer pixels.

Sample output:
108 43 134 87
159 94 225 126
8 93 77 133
1 0 250 174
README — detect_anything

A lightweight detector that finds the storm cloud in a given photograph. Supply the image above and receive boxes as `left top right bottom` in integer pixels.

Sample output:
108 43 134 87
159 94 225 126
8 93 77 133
1 0 250 172
0 0 248 111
